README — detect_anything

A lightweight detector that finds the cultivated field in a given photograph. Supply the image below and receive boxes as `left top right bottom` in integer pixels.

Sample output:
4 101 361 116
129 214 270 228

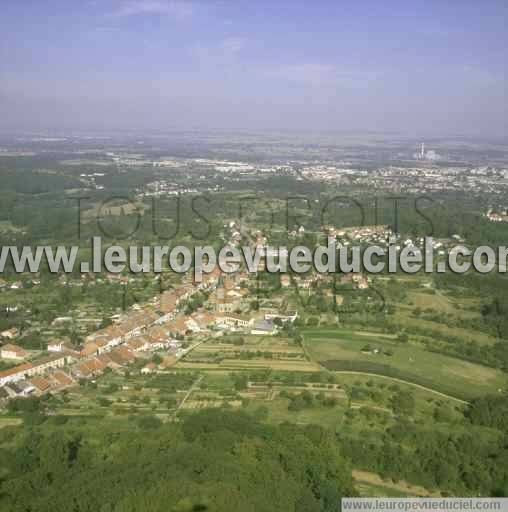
175 359 321 371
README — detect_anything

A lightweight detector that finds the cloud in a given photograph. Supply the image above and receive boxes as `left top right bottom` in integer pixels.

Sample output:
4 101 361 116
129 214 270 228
111 0 193 19
221 37 245 55
189 37 246 64
459 66 499 87
265 63 381 88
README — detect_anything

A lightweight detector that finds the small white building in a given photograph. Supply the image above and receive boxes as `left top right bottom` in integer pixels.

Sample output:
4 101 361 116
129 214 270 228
264 311 298 324
0 344 28 360
215 313 253 330
1 327 19 340
48 341 65 352
141 362 157 375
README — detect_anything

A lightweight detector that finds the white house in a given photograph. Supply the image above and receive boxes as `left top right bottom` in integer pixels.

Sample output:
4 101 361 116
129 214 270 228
0 344 28 360
215 313 253 330
1 327 19 340
48 341 65 352
264 311 298 324
141 362 157 375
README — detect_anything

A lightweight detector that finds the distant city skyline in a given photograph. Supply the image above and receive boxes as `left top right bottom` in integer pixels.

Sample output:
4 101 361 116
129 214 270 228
0 0 506 137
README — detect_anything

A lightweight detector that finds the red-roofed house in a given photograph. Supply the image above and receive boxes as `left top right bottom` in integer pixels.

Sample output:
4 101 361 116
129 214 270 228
0 344 28 361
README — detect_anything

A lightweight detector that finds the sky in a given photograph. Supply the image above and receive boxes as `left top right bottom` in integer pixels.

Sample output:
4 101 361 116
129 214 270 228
0 0 506 137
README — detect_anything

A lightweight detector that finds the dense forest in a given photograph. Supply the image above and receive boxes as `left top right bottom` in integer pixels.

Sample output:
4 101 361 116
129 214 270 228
0 409 354 512
2 395 508 509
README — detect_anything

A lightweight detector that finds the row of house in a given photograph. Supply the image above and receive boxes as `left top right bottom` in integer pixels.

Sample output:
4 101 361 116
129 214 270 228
0 265 252 400
80 305 168 358
2 370 74 398
486 209 508 223
72 345 137 379
63 276 223 383
0 354 69 387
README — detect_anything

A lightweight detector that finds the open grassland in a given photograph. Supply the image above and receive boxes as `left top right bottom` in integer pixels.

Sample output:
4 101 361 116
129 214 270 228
393 306 498 346
0 220 24 233
406 289 480 314
244 396 348 428
83 200 147 218
392 279 497 345
353 471 441 497
302 328 507 400
0 417 23 429
378 274 498 346
352 331 398 340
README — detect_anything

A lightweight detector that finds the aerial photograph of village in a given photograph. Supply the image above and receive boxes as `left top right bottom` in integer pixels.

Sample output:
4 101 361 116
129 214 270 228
0 1 507 511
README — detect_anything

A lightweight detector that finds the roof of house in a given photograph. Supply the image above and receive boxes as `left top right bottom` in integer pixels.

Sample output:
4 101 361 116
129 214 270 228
0 362 34 379
219 313 251 322
29 376 51 392
166 316 188 334
34 354 66 366
81 343 98 357
0 343 27 355
146 325 168 341
75 362 93 376
160 291 177 312
126 337 148 351
106 351 126 366
96 353 115 366
52 371 74 386
108 346 135 366
87 358 107 372
191 311 215 327
252 319 276 331
5 383 23 394
117 345 135 358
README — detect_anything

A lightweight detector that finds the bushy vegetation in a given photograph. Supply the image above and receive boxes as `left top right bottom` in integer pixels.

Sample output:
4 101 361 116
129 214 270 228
0 410 354 511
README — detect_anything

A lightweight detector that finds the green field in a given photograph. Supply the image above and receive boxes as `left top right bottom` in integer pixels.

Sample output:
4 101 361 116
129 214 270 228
302 328 507 400
244 396 348 428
